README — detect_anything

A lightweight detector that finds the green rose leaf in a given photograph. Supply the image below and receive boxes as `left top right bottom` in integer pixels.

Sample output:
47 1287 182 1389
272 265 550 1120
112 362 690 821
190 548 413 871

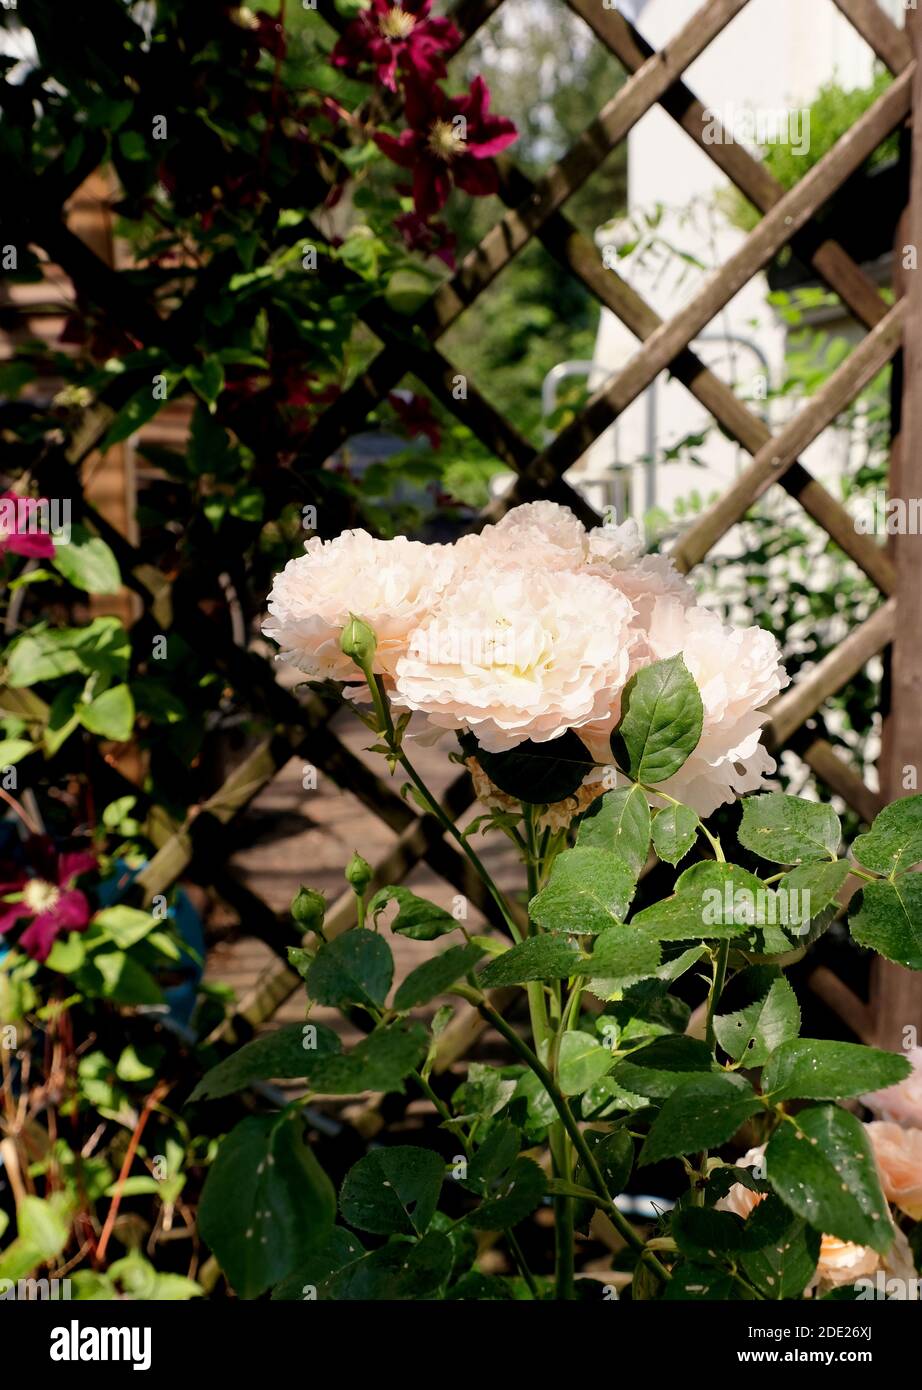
368 886 458 941
306 929 393 1010
639 1074 762 1165
612 1035 717 1101
270 1229 366 1301
631 862 767 942
466 1157 547 1231
463 729 595 804
738 793 841 865
557 1030 614 1096
610 655 703 784
714 976 801 1068
651 803 699 867
577 785 651 876
198 1112 336 1299
849 874 922 970
851 794 922 878
776 860 852 937
740 1197 820 1300
325 1231 454 1300
671 1206 747 1261
464 1120 522 1195
189 1022 342 1102
307 1021 428 1095
529 846 636 935
587 924 661 992
393 943 485 1010
339 1146 444 1237
762 1039 911 1103
50 525 121 594
765 1106 893 1254
478 936 582 987
578 1128 634 1197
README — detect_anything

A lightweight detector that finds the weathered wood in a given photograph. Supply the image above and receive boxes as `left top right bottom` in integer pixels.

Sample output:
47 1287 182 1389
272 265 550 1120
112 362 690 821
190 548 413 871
792 737 884 827
567 0 894 333
671 301 904 587
766 599 896 749
522 70 913 491
872 4 922 1051
831 0 912 74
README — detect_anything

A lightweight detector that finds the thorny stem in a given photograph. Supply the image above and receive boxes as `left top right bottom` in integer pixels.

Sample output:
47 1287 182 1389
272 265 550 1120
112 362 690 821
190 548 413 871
705 940 730 1052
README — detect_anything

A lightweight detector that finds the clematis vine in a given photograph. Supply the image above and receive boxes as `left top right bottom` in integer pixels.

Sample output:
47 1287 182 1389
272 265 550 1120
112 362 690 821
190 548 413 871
375 75 517 218
331 0 460 92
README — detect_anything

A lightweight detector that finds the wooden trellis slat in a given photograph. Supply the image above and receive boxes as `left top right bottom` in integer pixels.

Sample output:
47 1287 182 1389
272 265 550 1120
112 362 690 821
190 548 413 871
516 70 912 494
672 301 904 578
569 0 895 332
832 0 912 73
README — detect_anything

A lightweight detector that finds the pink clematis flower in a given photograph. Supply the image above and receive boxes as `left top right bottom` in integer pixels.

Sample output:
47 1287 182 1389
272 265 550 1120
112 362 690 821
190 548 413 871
0 491 56 559
0 847 96 963
394 210 456 267
389 391 441 448
332 0 459 93
375 75 517 219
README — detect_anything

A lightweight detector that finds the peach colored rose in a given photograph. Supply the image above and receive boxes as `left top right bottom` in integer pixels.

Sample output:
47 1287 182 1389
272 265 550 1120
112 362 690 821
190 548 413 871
866 1120 922 1220
811 1237 881 1291
862 1047 922 1128
809 1228 918 1298
263 529 457 682
580 597 789 817
584 519 697 627
393 567 637 753
718 1146 918 1299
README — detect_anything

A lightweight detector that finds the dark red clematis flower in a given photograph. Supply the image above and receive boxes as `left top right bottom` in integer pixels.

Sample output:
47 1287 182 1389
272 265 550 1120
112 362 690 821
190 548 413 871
394 210 456 267
389 391 441 448
375 76 517 219
0 491 57 559
331 0 459 93
0 848 96 963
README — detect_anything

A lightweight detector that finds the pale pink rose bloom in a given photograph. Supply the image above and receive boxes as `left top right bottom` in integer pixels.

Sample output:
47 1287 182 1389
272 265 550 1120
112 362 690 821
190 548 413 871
393 567 637 753
584 519 698 627
579 597 788 817
866 1121 922 1220
463 507 696 627
862 1047 922 1128
454 500 588 577
263 529 457 682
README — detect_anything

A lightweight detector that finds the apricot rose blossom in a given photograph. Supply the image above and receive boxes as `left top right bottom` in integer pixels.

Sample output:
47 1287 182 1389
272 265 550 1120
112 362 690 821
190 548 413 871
263 502 787 815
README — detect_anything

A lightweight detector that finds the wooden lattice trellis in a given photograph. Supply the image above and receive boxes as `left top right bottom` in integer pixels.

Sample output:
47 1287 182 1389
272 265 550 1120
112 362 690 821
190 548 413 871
10 0 922 1057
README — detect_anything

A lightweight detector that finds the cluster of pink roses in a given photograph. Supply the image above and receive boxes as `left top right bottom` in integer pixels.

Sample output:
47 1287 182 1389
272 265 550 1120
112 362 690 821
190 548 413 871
331 0 517 253
719 1050 922 1298
263 501 789 817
